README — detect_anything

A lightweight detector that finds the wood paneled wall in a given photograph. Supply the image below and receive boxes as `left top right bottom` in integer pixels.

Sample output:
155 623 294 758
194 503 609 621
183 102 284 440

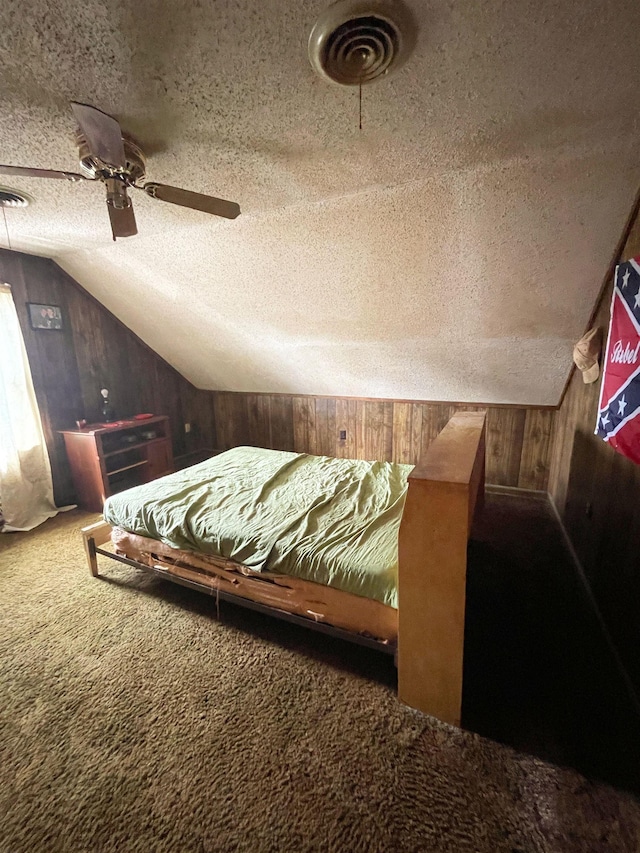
0 249 215 505
213 392 555 490
549 201 640 687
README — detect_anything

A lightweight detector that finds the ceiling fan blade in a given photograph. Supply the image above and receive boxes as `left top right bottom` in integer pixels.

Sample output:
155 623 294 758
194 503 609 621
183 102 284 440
105 179 137 240
142 183 240 220
71 102 126 169
0 164 88 182
107 199 137 240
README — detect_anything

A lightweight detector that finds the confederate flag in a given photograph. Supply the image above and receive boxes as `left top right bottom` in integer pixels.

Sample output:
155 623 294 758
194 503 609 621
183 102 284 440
595 257 640 464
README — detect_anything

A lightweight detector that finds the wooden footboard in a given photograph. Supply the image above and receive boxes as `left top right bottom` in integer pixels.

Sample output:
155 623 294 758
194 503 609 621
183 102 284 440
397 410 486 726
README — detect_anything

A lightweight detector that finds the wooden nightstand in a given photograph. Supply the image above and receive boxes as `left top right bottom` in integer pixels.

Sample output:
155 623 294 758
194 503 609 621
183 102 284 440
60 415 174 512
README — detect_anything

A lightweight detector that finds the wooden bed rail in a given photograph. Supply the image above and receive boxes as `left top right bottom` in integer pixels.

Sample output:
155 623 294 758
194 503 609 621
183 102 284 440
397 410 486 727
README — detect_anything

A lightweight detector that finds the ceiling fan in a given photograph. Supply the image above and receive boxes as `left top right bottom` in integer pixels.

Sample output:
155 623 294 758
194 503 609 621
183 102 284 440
0 102 241 240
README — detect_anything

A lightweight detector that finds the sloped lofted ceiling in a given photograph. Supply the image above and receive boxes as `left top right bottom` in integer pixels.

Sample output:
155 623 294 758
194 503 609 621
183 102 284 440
1 0 639 404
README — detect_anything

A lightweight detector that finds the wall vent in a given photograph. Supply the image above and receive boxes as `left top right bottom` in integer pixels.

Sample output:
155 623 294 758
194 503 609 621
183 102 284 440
308 0 415 86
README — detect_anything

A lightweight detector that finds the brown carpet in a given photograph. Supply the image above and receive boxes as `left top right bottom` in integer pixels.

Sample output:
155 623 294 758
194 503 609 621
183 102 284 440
1 508 639 853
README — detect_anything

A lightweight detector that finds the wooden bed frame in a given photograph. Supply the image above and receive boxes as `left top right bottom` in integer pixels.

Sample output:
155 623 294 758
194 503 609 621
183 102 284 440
81 410 486 727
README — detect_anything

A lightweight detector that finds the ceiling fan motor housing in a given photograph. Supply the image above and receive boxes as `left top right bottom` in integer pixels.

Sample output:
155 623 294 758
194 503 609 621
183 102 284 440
308 0 416 86
76 130 146 184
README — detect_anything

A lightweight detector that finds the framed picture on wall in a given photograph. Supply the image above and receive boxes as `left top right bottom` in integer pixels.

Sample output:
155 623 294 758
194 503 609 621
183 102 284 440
27 303 63 330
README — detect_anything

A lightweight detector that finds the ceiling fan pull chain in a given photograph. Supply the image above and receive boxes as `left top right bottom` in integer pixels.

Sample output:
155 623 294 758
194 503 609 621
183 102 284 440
2 206 11 250
359 79 362 131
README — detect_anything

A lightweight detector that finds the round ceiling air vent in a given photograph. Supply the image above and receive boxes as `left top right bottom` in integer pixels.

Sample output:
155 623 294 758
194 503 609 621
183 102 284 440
308 0 415 86
0 188 31 208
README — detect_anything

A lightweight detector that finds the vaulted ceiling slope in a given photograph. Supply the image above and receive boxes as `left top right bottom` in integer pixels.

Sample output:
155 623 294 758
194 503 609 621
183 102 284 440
1 0 639 404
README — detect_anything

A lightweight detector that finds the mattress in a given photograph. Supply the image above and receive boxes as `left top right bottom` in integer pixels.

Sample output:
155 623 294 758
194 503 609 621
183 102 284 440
103 446 414 607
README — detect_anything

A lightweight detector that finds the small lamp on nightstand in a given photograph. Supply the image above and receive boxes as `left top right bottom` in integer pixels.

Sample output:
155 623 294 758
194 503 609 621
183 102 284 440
100 388 115 422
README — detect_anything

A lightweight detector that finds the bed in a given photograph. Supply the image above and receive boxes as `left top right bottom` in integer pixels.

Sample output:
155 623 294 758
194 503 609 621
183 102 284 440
81 410 486 726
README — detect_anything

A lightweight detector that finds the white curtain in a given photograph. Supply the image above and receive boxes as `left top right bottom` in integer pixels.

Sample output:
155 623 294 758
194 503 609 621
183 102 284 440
0 283 68 531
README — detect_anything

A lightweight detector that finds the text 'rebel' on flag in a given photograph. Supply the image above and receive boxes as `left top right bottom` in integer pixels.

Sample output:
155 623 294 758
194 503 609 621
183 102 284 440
595 256 640 464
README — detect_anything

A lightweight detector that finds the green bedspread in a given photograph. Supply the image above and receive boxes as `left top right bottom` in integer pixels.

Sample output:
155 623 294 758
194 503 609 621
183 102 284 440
103 447 414 608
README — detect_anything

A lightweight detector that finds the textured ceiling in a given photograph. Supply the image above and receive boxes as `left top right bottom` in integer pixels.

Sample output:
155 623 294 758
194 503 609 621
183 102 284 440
1 0 640 404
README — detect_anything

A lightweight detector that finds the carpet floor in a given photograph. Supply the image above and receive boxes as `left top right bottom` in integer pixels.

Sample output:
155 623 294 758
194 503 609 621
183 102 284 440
1 498 639 853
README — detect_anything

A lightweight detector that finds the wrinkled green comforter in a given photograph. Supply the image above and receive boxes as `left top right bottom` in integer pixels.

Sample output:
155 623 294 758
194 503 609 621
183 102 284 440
103 446 413 607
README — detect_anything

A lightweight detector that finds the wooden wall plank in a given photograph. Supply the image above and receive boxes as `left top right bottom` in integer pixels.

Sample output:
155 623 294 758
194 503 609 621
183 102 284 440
410 403 425 463
382 401 394 461
214 391 250 450
293 396 316 454
247 394 271 449
364 400 393 461
355 400 368 459
392 403 413 464
335 398 357 458
180 386 216 455
485 408 526 486
155 361 185 457
212 392 231 450
269 395 294 452
65 280 129 422
517 409 554 491
315 397 336 456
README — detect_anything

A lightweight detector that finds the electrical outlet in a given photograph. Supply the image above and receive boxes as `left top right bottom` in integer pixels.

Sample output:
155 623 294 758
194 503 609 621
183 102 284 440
184 422 191 434
339 429 347 440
